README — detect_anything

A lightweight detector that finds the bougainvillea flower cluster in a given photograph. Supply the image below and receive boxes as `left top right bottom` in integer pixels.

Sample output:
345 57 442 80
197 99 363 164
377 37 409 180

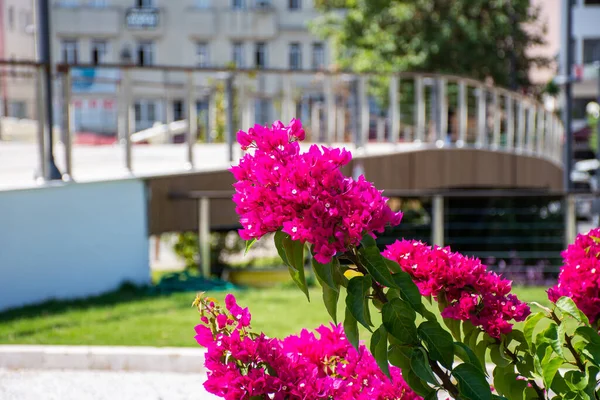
382 240 530 338
548 228 600 324
194 294 420 400
230 119 402 264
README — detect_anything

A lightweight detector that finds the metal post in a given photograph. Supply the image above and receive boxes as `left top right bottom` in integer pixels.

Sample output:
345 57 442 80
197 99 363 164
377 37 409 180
164 72 173 143
438 78 447 146
37 0 62 180
186 70 196 168
457 80 467 147
476 86 486 148
35 65 47 181
324 75 335 145
516 100 526 152
432 195 444 247
492 91 501 148
120 68 133 172
61 69 73 178
536 106 545 155
526 105 535 152
562 0 573 191
225 74 234 162
565 194 577 248
415 76 425 143
198 197 211 278
506 95 515 150
389 75 400 143
359 75 369 148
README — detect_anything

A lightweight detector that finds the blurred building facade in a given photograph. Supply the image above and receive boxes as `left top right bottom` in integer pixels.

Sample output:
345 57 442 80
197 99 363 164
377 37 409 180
50 0 331 135
0 0 36 120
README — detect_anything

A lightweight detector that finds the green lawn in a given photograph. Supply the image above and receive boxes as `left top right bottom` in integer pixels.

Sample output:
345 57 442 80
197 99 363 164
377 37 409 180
0 285 552 347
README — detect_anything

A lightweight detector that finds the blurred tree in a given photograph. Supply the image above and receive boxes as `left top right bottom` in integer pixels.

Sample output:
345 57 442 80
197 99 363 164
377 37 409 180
312 0 550 90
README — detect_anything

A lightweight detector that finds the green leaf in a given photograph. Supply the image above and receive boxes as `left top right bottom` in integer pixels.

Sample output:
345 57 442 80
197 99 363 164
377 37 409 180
492 365 515 398
311 258 338 291
321 282 339 323
391 271 422 310
410 347 439 385
564 370 588 391
575 326 600 346
244 238 257 255
402 368 435 398
524 312 545 350
383 258 403 274
556 296 590 325
275 231 310 300
543 356 564 388
370 324 390 378
382 298 418 345
474 339 490 371
343 306 359 350
358 248 397 289
452 363 493 400
389 345 412 370
418 321 454 369
543 322 565 358
490 343 511 368
583 342 600 366
550 372 569 396
443 317 462 341
454 342 484 374
346 275 373 331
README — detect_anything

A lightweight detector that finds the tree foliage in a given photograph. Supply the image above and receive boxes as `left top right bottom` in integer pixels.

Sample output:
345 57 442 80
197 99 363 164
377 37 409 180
312 0 551 90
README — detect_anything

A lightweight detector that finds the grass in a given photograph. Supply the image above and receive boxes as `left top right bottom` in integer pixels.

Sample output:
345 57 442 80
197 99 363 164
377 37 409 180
0 284 552 347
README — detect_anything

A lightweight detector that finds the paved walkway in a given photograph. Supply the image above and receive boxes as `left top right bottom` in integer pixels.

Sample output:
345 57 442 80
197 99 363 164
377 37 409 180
0 369 219 400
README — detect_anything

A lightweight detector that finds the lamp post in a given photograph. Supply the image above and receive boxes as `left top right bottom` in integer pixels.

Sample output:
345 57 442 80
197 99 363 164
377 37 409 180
37 0 62 181
562 0 574 192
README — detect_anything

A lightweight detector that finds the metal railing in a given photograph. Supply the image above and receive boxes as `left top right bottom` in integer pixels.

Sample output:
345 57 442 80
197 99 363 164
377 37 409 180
0 61 563 184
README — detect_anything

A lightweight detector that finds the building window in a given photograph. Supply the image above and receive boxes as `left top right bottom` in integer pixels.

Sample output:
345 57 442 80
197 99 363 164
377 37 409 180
137 41 154 66
134 100 157 129
91 40 108 64
194 0 210 8
8 101 27 119
255 0 271 8
289 42 302 70
136 0 155 8
583 39 600 64
289 0 301 10
233 42 245 68
255 42 267 69
255 98 271 125
232 0 246 9
312 42 324 70
61 39 79 64
173 100 184 121
196 42 210 67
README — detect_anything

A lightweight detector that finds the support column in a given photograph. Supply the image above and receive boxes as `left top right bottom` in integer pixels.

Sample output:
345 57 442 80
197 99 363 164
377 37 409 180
359 75 369 147
120 68 133 172
36 64 47 180
225 74 234 162
432 195 444 247
457 80 467 147
324 75 335 145
536 105 545 156
526 104 536 152
492 91 501 148
389 75 400 143
415 76 425 143
438 78 448 145
198 197 211 279
186 71 197 168
476 86 486 148
506 95 515 150
516 100 526 151
565 194 576 248
61 69 73 179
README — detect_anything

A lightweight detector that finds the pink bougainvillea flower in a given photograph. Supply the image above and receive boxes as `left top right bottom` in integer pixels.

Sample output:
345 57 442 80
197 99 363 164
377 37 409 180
230 119 402 264
382 240 530 338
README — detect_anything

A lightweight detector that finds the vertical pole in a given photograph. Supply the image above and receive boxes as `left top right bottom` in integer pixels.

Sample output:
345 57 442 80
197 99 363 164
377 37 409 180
537 105 545 155
61 68 73 178
359 74 369 148
526 104 535 152
596 63 600 161
438 78 447 145
37 0 62 180
208 89 217 142
164 71 173 143
36 65 47 180
492 91 501 148
225 74 234 162
476 86 486 148
336 99 345 142
457 80 467 147
324 75 335 145
121 68 133 172
415 75 425 143
389 75 400 143
562 0 573 191
432 195 444 247
199 197 211 279
186 70 196 168
565 194 577 248
506 95 515 150
376 117 385 142
311 102 320 141
517 100 526 151
546 110 553 157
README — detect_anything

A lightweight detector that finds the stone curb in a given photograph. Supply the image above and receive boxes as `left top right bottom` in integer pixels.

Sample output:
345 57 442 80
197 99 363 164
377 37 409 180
0 345 207 373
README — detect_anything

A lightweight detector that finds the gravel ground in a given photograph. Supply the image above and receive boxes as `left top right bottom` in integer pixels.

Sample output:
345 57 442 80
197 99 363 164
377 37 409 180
0 369 220 400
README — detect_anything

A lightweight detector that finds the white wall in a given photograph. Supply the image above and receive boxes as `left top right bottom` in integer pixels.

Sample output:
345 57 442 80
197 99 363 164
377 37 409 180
0 179 150 311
